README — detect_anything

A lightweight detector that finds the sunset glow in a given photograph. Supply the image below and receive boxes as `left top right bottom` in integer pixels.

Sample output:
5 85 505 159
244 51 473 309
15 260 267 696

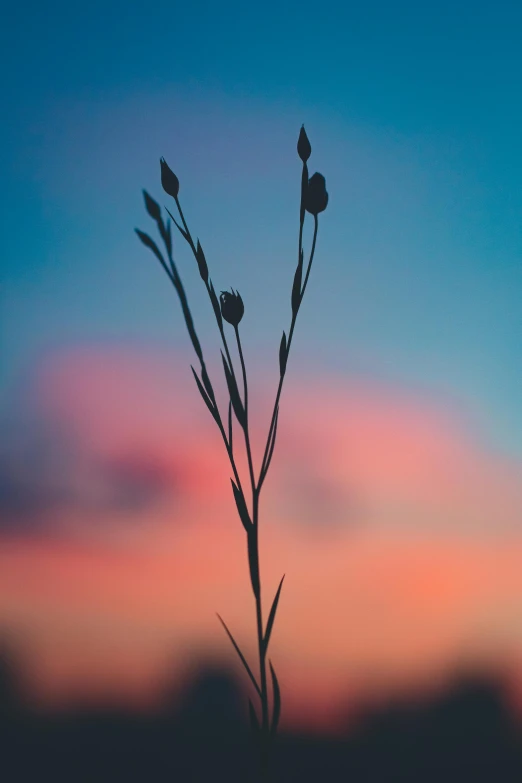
2 348 521 732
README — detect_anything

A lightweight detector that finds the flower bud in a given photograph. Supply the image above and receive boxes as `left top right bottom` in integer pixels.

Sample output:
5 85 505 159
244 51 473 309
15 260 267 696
160 157 180 198
143 190 161 222
220 289 244 327
297 125 311 162
304 172 328 215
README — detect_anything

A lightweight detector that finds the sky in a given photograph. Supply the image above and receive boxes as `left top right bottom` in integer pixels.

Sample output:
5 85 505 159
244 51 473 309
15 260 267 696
1 0 522 731
2 0 522 448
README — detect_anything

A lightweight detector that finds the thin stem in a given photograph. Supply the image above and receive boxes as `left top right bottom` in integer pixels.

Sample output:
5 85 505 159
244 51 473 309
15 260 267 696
211 289 240 402
157 255 178 288
156 214 248 506
156 167 321 783
235 322 270 776
174 196 197 255
235 325 256 494
174 196 243 436
219 418 247 501
234 323 268 762
141 153 324 783
252 491 269 774
258 215 319 490
300 214 318 301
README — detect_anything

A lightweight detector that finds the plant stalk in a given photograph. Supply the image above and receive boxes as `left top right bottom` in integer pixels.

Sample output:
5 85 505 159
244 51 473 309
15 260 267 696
258 214 319 490
253 490 270 776
137 135 327 782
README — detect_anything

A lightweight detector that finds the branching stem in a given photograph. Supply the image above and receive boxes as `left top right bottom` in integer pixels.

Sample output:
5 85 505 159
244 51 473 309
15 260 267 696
137 138 326 782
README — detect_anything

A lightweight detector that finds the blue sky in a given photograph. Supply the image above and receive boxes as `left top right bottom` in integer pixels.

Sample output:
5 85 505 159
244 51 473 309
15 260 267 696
2 0 521 453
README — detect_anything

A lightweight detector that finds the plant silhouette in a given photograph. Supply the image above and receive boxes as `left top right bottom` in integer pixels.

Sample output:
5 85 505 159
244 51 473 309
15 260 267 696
2 650 521 783
135 125 328 779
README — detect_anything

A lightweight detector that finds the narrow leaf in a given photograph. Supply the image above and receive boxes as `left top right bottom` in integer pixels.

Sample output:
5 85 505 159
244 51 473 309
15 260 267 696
165 207 190 242
175 285 203 363
221 351 245 428
300 163 308 223
191 366 217 422
247 528 260 600
209 280 223 330
201 364 215 403
263 575 285 655
216 614 261 698
269 661 281 739
231 479 251 532
279 332 287 377
156 214 168 248
195 239 209 283
268 406 280 464
291 248 303 316
143 190 162 222
135 229 167 267
260 405 279 486
161 218 173 256
228 400 233 451
269 406 279 454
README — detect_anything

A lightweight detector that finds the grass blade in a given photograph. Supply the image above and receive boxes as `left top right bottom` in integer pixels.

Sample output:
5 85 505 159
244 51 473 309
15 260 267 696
269 660 281 739
165 218 172 255
231 479 252 532
165 207 190 243
135 229 166 267
279 331 287 377
157 216 172 257
259 404 279 487
221 351 246 428
195 239 209 283
216 614 261 698
228 400 233 451
179 296 203 363
300 162 308 223
191 366 217 422
247 528 260 600
291 247 303 316
263 575 285 655
201 364 215 403
209 280 223 330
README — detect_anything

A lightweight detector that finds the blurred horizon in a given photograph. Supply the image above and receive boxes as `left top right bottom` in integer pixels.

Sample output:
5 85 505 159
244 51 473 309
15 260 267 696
1 346 522 733
2 654 521 781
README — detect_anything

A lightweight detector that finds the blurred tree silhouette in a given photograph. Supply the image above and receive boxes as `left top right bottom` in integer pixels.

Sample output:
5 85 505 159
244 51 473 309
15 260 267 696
1 646 521 782
0 642 22 717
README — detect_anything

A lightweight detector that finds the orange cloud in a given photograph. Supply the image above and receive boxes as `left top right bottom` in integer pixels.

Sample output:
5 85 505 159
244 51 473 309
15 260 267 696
1 347 521 732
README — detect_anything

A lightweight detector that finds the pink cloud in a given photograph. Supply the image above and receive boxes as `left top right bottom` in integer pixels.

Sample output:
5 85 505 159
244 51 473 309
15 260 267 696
1 346 522 731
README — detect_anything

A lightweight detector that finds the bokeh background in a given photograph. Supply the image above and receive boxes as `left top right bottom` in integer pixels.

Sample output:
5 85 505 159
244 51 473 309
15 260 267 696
1 0 522 779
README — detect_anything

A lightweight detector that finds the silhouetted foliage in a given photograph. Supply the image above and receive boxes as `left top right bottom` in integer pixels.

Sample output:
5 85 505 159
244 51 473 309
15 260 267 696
1 649 521 783
0 644 22 717
135 125 329 778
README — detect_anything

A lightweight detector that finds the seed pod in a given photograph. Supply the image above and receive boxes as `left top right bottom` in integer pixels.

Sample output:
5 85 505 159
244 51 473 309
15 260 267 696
220 289 244 326
297 125 312 162
304 172 328 215
160 157 180 198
